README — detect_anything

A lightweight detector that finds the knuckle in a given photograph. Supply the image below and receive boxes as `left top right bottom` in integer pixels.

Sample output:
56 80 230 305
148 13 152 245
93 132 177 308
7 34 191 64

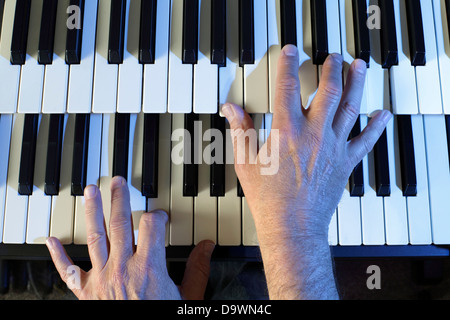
341 100 360 120
86 231 106 247
277 74 300 93
109 213 130 233
320 84 342 103
140 211 167 228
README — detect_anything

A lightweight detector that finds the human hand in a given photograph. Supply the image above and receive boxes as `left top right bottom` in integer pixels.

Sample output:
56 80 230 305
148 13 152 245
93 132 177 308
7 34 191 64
46 176 215 300
222 45 392 244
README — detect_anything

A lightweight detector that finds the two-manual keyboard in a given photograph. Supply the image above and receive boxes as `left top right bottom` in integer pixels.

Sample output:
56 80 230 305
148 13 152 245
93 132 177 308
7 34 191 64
0 0 450 259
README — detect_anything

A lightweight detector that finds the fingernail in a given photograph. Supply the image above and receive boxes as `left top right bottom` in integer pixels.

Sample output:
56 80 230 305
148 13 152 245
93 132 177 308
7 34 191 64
282 44 298 57
84 185 97 200
382 110 393 123
221 103 235 121
46 237 55 253
111 176 126 190
204 241 216 255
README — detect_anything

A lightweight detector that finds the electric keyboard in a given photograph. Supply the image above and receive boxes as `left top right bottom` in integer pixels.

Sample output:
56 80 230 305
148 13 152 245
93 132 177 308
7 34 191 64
0 0 450 260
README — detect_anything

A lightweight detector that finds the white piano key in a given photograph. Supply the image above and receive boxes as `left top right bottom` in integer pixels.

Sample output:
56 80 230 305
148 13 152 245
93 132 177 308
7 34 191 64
42 0 70 114
340 0 368 114
0 115 13 242
168 0 193 114
17 0 44 114
415 0 443 114
127 114 147 244
218 122 242 246
383 118 409 245
360 117 385 245
389 0 419 115
74 114 103 244
147 114 172 246
433 0 450 114
326 0 341 55
243 0 269 114
92 0 118 114
193 1 218 114
3 115 29 244
170 114 193 245
329 209 338 246
0 0 21 113
50 115 75 244
117 0 143 113
142 0 170 113
219 0 243 111
26 115 52 244
337 183 362 246
267 0 281 114
194 115 217 244
407 115 432 244
67 0 98 113
423 115 450 244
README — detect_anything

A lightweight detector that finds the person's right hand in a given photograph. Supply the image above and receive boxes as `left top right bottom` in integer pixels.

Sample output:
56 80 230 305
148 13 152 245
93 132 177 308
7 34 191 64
221 45 392 299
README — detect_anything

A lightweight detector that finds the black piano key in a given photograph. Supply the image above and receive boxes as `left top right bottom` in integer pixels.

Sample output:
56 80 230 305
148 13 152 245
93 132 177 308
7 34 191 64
0 0 5 43
349 116 364 197
310 0 328 65
108 0 127 64
210 114 225 197
139 0 157 64
281 0 297 47
142 114 159 198
445 115 450 171
405 0 426 66
446 0 450 41
352 0 370 66
182 0 199 64
237 179 244 197
183 113 199 197
10 0 31 65
38 0 58 65
71 114 90 196
18 114 39 196
211 0 226 66
239 0 254 66
44 114 65 196
113 113 130 181
397 115 417 197
378 0 398 68
373 129 390 197
65 0 85 65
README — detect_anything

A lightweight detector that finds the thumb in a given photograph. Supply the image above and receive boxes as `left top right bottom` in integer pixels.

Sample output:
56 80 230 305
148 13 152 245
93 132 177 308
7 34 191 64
180 240 215 300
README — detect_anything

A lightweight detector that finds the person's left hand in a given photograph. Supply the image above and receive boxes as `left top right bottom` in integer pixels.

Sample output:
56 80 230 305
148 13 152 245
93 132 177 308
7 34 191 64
46 176 215 300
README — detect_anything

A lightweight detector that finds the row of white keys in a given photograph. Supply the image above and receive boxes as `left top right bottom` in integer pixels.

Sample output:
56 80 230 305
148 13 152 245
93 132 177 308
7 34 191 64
366 0 385 114
147 114 172 246
92 0 118 113
50 115 76 244
383 117 408 245
218 121 241 246
17 0 44 114
415 0 443 114
433 0 450 114
194 0 218 114
298 0 318 109
26 115 52 244
242 114 264 246
360 115 385 245
3 115 30 243
74 114 103 244
117 0 142 113
389 0 418 115
219 0 243 111
168 0 193 113
244 0 269 114
423 115 450 244
67 0 98 113
340 0 368 114
143 1 171 113
128 114 147 243
42 0 70 114
0 115 12 242
194 115 217 245
170 114 193 245
0 0 20 113
407 115 432 244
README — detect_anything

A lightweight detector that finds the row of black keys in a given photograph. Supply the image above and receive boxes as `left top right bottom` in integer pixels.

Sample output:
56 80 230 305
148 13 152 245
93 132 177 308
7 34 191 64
6 0 448 68
349 115 450 198
17 113 232 200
